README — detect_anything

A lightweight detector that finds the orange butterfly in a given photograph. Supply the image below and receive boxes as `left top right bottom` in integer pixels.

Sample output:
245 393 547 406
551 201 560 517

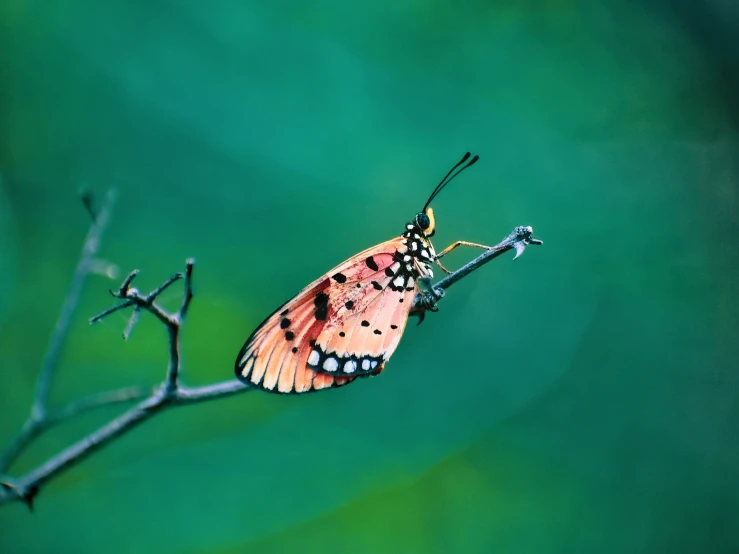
235 153 494 394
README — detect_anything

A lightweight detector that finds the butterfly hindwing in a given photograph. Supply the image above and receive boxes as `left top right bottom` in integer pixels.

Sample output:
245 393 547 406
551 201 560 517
235 238 414 393
236 276 357 393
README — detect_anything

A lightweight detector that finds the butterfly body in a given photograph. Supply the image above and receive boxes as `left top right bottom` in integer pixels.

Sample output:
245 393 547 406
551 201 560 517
235 153 482 394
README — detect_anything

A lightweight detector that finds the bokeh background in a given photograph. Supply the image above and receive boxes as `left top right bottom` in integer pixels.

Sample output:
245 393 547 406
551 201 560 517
1 0 738 552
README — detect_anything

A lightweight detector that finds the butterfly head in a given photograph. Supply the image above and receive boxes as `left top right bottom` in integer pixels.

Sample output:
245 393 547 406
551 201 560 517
414 208 436 237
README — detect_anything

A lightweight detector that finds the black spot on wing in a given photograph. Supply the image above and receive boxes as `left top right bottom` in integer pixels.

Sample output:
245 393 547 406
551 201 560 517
385 267 395 277
373 329 382 335
291 346 298 353
391 324 398 329
365 256 379 271
361 320 370 327
314 292 329 320
285 331 295 341
332 272 347 284
339 331 346 337
345 300 354 310
371 281 382 290
280 308 289 316
280 318 291 329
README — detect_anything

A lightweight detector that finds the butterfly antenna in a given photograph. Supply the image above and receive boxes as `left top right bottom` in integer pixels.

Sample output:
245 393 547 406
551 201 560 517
423 152 480 211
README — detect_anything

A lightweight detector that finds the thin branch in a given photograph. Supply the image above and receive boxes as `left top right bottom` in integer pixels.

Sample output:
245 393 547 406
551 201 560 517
435 225 542 291
88 299 134 324
122 307 141 341
411 225 542 316
143 272 183 304
0 222 540 510
176 380 250 404
48 386 151 424
32 190 116 421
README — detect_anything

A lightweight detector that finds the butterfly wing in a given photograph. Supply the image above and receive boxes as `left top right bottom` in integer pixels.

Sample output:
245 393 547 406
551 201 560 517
307 257 417 377
235 237 417 393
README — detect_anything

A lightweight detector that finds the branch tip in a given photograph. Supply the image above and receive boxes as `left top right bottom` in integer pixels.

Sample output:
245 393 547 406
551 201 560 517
180 258 195 318
117 269 140 297
79 188 97 221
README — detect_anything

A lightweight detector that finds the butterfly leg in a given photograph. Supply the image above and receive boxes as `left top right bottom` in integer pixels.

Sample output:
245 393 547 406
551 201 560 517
414 277 443 325
434 241 494 274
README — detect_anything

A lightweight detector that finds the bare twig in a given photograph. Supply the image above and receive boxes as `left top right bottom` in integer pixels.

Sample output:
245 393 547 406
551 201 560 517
411 225 542 318
48 387 151 423
122 308 141 341
0 214 541 509
32 190 116 422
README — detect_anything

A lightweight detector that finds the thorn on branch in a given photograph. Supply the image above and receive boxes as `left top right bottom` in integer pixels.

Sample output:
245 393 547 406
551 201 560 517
1 481 38 511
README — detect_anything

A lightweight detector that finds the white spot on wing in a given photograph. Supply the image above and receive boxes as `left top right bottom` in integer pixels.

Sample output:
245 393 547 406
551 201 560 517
411 242 417 251
323 357 338 372
362 359 371 370
308 350 320 366
390 262 400 272
393 276 404 287
421 249 430 259
403 255 411 261
344 360 357 373
407 277 415 288
370 360 378 369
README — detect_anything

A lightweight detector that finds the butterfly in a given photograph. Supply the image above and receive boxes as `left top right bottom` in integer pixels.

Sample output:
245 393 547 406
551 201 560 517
235 152 495 394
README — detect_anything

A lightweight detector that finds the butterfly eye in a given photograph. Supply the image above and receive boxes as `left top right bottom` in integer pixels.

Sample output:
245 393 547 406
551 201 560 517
415 212 430 230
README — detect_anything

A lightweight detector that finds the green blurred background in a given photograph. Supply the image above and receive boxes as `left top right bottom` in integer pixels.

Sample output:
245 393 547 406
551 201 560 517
1 0 738 552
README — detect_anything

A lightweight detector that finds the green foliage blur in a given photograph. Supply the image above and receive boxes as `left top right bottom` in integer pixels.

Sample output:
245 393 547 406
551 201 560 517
1 1 738 552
